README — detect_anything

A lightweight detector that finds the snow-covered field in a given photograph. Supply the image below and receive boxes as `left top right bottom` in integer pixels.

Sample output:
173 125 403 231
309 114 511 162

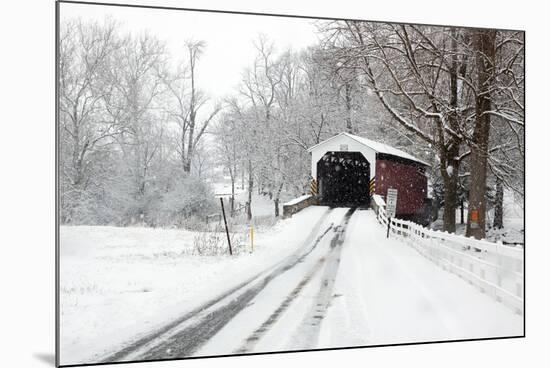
431 190 524 244
59 206 330 365
486 191 524 244
60 202 523 365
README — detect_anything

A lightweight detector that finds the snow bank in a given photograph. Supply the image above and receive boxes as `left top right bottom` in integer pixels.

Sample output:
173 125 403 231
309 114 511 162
372 194 386 207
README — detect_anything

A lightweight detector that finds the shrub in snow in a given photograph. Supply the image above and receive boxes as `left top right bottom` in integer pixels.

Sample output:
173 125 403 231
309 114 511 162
192 226 246 256
157 175 217 228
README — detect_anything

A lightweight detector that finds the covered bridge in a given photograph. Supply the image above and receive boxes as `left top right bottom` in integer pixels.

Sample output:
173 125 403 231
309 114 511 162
307 132 431 223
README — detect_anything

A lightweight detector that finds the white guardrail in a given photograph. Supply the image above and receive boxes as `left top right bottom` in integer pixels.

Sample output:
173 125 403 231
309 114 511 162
372 194 524 315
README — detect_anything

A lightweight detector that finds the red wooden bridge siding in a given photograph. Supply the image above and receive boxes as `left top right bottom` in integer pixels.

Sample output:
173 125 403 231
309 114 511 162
375 155 427 217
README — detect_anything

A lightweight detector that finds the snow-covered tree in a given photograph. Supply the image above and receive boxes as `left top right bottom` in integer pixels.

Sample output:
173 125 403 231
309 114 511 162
318 22 524 237
59 18 122 223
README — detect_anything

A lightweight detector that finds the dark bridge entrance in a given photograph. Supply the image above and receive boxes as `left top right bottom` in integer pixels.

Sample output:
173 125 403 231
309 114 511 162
317 151 370 207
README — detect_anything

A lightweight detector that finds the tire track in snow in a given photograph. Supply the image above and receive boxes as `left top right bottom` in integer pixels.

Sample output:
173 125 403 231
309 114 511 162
139 223 336 360
233 257 328 354
287 207 356 350
235 208 356 354
102 208 335 363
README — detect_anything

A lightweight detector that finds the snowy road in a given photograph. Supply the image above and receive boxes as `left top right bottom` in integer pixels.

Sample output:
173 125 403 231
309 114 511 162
102 208 522 363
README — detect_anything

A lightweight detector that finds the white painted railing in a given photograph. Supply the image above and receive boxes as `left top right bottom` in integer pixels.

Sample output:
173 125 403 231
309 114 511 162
371 194 524 315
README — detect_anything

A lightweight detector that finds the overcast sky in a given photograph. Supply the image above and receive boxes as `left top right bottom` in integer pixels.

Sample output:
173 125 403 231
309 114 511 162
60 2 321 101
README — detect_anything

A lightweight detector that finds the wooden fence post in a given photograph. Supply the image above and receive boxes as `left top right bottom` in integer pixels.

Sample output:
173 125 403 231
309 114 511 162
220 198 233 255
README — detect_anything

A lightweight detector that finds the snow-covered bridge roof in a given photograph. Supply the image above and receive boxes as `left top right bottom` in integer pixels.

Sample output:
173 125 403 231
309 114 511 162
307 132 430 166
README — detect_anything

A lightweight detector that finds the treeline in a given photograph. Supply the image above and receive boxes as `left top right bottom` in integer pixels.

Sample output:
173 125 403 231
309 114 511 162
59 19 219 226
215 24 524 239
59 18 524 239
214 36 393 219
320 22 524 239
